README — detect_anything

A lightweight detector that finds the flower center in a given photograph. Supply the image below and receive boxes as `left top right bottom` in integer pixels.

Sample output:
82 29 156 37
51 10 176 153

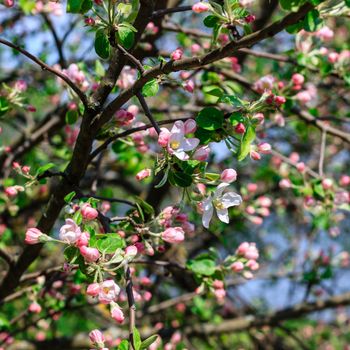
103 287 110 294
213 199 225 210
170 140 180 150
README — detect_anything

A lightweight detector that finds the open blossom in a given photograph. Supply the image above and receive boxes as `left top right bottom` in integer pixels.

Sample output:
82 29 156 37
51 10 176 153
254 75 275 93
161 227 185 243
192 2 210 13
184 119 197 134
165 121 199 160
115 109 135 126
315 26 334 41
59 219 81 243
25 228 44 245
125 245 138 259
110 302 125 323
117 66 137 89
201 183 242 228
98 280 120 304
81 203 98 221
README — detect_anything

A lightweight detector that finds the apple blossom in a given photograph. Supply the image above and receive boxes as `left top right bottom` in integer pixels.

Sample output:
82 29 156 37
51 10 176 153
59 219 82 244
110 302 125 323
220 169 237 183
170 48 183 61
193 145 210 161
80 246 100 262
81 203 98 221
25 228 45 245
89 329 105 348
161 227 185 243
98 280 120 304
201 183 242 228
192 2 210 13
136 168 151 181
87 283 100 297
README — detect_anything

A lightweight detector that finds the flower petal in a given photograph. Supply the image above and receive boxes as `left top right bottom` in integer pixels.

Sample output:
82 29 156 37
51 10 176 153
181 137 200 152
170 121 185 136
221 192 242 208
174 150 189 160
214 182 230 198
202 202 214 228
216 208 229 224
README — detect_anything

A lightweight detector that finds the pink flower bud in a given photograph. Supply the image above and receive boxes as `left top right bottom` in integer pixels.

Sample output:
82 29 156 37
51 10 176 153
212 280 224 289
322 178 333 190
328 52 339 63
274 95 286 105
292 73 305 85
28 302 42 314
22 165 30 174
76 231 90 247
161 227 185 243
115 109 135 126
89 329 105 348
247 183 258 193
4 0 14 7
244 14 255 23
296 162 306 172
250 150 261 161
84 17 95 26
279 179 292 189
125 245 138 259
340 175 350 187
81 203 98 221
110 303 124 324
5 186 18 197
25 228 44 245
170 48 183 61
191 44 201 54
235 123 246 134
220 168 237 183
246 259 259 270
136 168 151 181
184 80 195 93
192 2 210 13
193 145 210 161
158 128 171 147
80 246 100 262
231 261 244 272
184 119 197 134
87 283 100 297
27 105 36 112
252 113 264 125
257 142 271 154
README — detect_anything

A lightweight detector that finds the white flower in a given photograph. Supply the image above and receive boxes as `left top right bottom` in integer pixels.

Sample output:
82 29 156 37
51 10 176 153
168 121 199 160
59 218 82 243
201 183 242 228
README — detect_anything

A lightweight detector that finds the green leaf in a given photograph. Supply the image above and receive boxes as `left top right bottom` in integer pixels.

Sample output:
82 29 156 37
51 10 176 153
117 3 132 16
196 107 224 131
67 0 92 13
142 79 159 97
95 29 110 59
95 60 105 77
195 127 214 144
203 15 220 28
19 0 36 14
188 258 216 276
117 25 135 50
0 97 9 117
65 110 79 125
64 191 76 203
346 0 350 6
134 197 154 219
36 163 55 176
64 246 79 263
237 125 256 161
133 327 142 350
141 335 159 349
220 94 244 108
169 171 192 187
97 234 124 253
118 340 129 350
279 0 306 11
303 9 323 32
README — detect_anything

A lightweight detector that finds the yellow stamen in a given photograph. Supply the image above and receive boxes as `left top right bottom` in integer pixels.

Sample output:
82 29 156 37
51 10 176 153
213 199 225 210
170 140 180 150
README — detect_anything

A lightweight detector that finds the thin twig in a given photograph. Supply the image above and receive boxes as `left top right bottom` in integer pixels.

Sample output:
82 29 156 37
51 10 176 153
0 38 88 107
319 130 327 177
136 92 161 134
150 5 193 19
117 44 145 73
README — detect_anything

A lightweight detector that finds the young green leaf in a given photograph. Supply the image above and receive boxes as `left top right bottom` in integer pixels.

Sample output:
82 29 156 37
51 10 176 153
95 29 110 59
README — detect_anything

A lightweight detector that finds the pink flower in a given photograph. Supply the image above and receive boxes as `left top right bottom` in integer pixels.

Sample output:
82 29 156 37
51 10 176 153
125 245 138 259
212 280 224 289
274 95 286 105
236 242 259 260
192 2 209 13
244 14 255 23
80 246 100 262
89 329 105 348
117 66 137 89
25 228 44 245
158 128 171 147
220 169 237 183
279 179 292 189
246 259 259 270
316 26 334 41
322 178 333 190
115 109 135 126
184 119 197 134
296 162 306 172
252 113 264 125
87 283 100 297
4 0 14 7
183 80 195 93
28 302 42 313
110 302 124 323
76 231 90 247
214 288 226 300
22 165 30 174
161 227 185 243
235 123 246 134
296 90 312 104
257 142 271 154
5 186 19 198
231 261 244 272
15 80 27 92
340 175 350 187
98 280 120 304
59 219 81 244
136 168 151 181
292 73 305 85
170 48 183 61
328 52 339 63
250 150 261 161
254 75 275 93
191 44 201 54
81 203 98 221
84 17 95 26
247 183 258 193
193 145 210 161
